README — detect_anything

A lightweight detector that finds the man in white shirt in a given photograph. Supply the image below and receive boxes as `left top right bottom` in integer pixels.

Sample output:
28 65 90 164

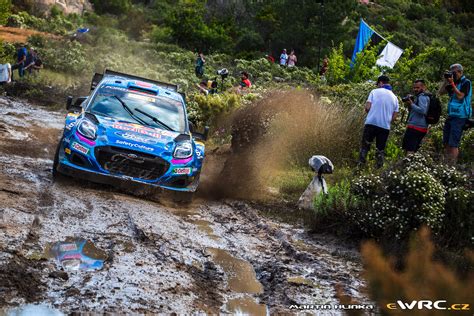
0 63 12 85
358 75 399 168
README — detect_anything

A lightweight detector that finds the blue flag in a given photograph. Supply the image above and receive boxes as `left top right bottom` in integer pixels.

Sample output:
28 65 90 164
351 19 374 67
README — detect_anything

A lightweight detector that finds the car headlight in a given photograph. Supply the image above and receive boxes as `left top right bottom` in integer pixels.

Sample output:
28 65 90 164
173 141 193 159
77 119 97 140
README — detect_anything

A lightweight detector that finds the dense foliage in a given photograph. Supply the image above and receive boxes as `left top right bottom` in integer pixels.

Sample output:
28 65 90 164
314 153 473 247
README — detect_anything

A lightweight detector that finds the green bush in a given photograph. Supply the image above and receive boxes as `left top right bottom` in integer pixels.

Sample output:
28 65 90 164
313 153 472 246
187 92 241 126
90 0 131 15
0 0 11 25
314 180 358 216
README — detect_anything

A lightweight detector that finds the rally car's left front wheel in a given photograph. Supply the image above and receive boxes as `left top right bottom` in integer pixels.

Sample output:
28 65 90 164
52 142 62 181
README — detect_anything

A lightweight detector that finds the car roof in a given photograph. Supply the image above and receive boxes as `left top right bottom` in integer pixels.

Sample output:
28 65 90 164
100 76 184 104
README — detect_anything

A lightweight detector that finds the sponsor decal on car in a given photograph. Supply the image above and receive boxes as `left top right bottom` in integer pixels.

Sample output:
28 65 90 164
113 123 170 139
59 243 78 252
114 131 159 144
72 142 89 155
127 93 156 103
65 121 76 130
173 167 192 175
65 148 71 155
115 139 154 152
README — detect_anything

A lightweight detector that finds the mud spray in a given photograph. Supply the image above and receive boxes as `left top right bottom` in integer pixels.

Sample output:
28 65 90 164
199 89 364 201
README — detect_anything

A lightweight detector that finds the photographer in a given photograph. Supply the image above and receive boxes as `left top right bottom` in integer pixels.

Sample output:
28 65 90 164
439 63 472 164
402 79 430 154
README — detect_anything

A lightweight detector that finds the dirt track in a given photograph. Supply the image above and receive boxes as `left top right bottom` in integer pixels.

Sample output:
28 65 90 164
0 96 368 314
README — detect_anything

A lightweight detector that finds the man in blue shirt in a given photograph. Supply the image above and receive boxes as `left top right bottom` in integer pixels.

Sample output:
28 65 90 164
439 63 472 163
279 49 288 66
11 44 27 80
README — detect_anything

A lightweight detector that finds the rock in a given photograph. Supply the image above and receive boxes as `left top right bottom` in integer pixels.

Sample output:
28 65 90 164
30 0 93 16
48 270 69 280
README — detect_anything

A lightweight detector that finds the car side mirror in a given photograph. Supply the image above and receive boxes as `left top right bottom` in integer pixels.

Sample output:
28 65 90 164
66 96 73 110
66 96 86 112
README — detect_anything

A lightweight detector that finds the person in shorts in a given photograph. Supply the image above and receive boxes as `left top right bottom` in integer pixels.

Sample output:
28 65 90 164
439 63 472 163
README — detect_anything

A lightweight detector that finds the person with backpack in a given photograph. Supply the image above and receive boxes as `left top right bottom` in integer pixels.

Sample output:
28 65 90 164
358 75 399 168
401 79 434 154
439 63 472 164
195 51 205 78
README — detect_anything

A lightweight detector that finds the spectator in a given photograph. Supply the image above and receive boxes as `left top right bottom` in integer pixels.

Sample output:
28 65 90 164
0 63 12 85
196 80 210 95
358 75 399 168
195 51 205 78
265 54 275 63
439 63 472 164
239 71 252 89
287 50 297 67
33 51 44 73
320 56 329 76
11 44 27 81
279 49 288 66
23 47 37 75
402 79 430 154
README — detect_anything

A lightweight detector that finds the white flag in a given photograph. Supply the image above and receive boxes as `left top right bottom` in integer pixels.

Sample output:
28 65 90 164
376 42 404 68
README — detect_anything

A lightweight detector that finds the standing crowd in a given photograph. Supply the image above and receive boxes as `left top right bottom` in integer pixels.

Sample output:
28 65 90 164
0 44 44 85
358 63 472 167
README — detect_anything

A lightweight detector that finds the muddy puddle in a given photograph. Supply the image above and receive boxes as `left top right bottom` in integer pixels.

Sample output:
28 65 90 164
206 247 269 314
0 96 368 314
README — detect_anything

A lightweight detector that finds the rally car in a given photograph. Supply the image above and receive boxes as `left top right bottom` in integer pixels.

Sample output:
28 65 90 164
53 70 207 193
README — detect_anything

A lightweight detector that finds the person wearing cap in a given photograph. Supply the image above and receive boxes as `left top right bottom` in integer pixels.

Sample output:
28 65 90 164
439 63 472 164
279 49 288 66
358 75 399 168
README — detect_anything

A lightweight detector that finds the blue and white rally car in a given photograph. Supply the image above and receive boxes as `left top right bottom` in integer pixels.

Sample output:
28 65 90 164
53 70 207 193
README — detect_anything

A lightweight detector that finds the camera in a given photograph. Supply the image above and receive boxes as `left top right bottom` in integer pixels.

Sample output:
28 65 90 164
444 71 453 79
402 95 414 102
217 68 229 80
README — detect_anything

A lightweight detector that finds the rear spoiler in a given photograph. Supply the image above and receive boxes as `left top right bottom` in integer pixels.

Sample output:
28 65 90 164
90 69 179 92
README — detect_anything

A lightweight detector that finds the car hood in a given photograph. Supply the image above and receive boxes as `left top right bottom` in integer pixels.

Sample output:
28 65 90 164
95 116 184 155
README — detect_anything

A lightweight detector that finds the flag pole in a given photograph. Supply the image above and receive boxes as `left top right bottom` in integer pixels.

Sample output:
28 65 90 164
316 0 325 74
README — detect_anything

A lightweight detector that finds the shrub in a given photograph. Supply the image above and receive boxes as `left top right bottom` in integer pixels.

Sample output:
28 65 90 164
187 92 241 126
0 0 11 25
351 154 471 243
90 0 131 15
314 180 358 216
312 153 472 246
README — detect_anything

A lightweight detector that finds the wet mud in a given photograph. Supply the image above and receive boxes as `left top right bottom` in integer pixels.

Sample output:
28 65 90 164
0 96 369 314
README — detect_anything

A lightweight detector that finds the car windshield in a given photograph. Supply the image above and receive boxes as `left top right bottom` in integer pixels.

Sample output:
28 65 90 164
88 85 186 132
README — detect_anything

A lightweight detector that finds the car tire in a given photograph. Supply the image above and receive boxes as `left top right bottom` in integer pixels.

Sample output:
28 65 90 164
52 142 64 181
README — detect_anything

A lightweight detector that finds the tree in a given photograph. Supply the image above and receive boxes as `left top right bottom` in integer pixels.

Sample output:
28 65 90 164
90 0 131 15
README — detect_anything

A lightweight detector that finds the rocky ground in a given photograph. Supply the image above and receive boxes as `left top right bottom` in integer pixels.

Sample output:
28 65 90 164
0 96 369 315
